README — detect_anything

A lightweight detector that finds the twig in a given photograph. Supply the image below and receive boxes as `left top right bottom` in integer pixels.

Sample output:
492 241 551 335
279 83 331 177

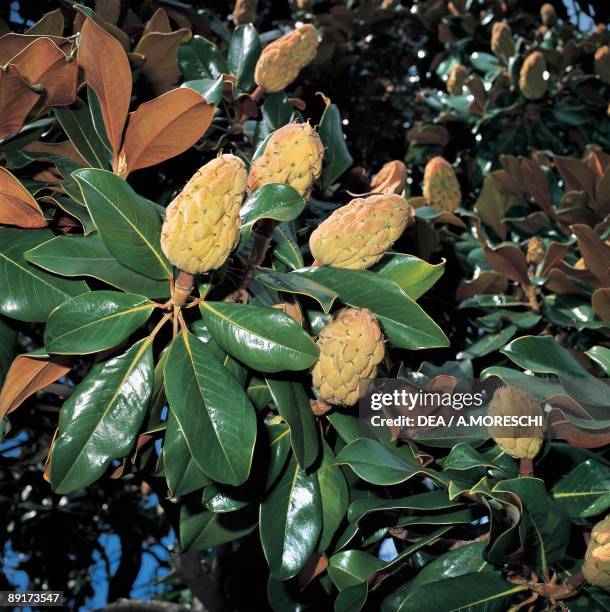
224 219 277 302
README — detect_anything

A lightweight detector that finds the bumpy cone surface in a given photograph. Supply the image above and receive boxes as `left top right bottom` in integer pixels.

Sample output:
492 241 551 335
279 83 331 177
583 515 610 591
491 22 515 58
526 236 545 265
232 0 258 25
595 46 610 85
310 194 414 270
247 122 324 197
423 156 462 211
254 24 318 93
519 51 549 100
447 64 468 95
487 386 544 460
540 3 557 26
161 155 247 274
371 160 408 194
312 308 385 406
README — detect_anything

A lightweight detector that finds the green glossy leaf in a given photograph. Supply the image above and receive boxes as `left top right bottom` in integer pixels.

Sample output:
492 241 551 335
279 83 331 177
254 93 295 148
39 194 96 235
397 571 527 612
240 184 306 235
164 331 256 485
182 75 225 105
50 339 154 494
266 377 319 468
180 504 257 551
317 441 349 552
272 222 304 270
45 290 154 354
406 542 491 594
73 168 171 281
502 335 609 406
255 269 338 313
163 408 211 497
294 267 448 349
328 550 384 590
318 101 353 189
0 228 89 323
53 101 109 169
260 453 322 580
5 149 82 183
494 478 570 575
551 460 610 518
348 490 458 524
87 87 113 153
228 24 261 92
586 346 610 375
457 324 517 360
335 439 444 486
25 234 170 298
178 35 229 80
199 301 318 373
373 253 445 300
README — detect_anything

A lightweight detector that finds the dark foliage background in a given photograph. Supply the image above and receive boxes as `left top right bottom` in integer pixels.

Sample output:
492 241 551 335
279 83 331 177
1 0 609 610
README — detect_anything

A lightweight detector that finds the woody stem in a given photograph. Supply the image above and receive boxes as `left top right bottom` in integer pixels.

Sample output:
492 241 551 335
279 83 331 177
173 271 195 308
224 219 278 302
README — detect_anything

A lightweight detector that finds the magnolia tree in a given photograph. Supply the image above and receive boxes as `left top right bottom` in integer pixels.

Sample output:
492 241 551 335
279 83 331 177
1 1 610 611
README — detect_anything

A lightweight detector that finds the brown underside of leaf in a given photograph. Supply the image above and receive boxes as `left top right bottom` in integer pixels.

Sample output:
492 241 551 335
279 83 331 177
77 16 132 163
0 355 71 420
134 29 192 95
118 87 215 177
0 166 46 228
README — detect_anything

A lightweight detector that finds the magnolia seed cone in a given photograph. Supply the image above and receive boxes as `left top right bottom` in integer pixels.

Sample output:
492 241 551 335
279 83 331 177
520 51 549 100
487 386 544 460
491 22 515 59
161 154 247 274
447 64 468 95
595 45 610 85
312 308 385 406
247 122 324 197
254 24 318 93
310 194 414 270
233 0 258 25
371 160 408 195
583 515 610 591
423 156 462 212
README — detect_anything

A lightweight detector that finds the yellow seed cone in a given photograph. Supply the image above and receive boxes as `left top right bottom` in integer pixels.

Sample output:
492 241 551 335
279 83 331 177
491 22 515 59
423 156 461 212
487 386 544 460
312 308 385 406
310 194 414 270
161 154 247 274
247 122 324 197
447 64 468 95
254 24 318 93
519 51 549 100
583 515 610 591
371 160 408 195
